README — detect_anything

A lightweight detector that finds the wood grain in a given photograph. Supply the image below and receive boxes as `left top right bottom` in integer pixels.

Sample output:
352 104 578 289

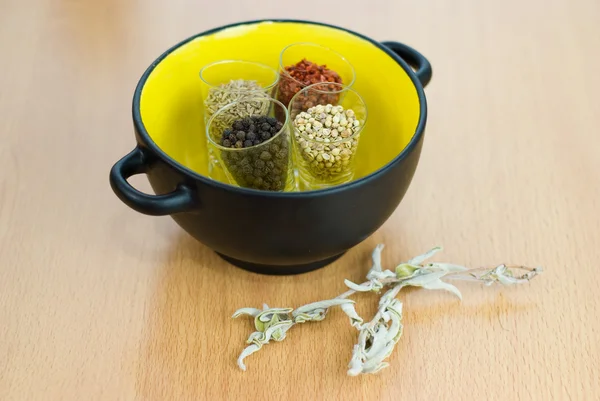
1 0 599 400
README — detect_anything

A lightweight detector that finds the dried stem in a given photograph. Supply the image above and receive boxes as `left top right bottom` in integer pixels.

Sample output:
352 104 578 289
232 245 542 375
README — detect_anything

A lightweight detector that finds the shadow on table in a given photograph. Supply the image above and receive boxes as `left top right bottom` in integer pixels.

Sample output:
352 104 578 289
133 228 387 399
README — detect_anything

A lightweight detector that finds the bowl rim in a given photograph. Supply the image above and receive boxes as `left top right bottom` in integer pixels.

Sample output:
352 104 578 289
132 18 428 198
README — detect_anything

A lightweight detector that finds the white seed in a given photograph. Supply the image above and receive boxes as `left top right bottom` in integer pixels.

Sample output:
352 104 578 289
353 120 360 127
345 109 355 117
333 115 340 124
325 120 332 128
308 134 314 140
325 104 332 113
313 121 323 129
322 128 331 136
325 162 332 168
331 148 340 156
322 153 331 161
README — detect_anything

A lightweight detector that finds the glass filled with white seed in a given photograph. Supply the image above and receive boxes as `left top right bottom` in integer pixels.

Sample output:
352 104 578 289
288 82 367 190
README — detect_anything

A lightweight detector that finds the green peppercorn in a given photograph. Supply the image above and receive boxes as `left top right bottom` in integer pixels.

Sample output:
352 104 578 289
218 115 290 191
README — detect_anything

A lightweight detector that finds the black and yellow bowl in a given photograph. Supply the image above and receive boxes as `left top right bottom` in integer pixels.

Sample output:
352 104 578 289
109 19 432 275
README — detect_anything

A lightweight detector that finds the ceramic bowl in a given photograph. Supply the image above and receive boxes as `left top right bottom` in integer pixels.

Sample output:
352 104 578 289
109 19 432 275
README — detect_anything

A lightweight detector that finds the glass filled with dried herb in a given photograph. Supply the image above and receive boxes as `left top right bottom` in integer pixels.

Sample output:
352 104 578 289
206 96 294 191
276 43 355 115
200 60 279 177
289 82 367 190
200 60 279 124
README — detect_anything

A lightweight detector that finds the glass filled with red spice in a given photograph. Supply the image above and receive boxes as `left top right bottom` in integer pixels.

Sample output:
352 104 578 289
276 42 356 114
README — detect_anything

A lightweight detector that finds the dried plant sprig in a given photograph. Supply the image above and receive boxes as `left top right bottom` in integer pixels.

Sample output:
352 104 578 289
233 245 542 374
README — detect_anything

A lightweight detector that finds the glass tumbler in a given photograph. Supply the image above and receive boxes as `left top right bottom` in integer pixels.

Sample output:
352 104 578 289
206 96 294 191
276 42 356 114
288 82 367 190
200 60 279 124
200 60 279 177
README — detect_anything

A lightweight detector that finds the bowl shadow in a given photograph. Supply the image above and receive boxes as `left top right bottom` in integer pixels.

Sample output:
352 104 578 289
133 228 388 399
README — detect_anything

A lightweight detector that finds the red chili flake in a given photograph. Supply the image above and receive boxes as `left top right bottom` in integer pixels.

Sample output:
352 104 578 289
277 59 343 109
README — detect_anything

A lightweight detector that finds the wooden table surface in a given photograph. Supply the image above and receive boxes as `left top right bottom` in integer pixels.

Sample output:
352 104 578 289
1 0 599 400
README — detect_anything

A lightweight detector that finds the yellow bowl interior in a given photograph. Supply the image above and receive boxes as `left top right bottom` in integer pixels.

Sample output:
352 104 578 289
139 21 421 184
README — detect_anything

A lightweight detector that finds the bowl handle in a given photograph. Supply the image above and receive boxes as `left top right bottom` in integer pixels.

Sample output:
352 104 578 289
381 41 432 88
109 147 197 216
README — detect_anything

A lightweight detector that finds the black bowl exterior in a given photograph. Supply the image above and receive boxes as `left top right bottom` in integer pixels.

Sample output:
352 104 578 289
110 19 430 275
134 128 424 270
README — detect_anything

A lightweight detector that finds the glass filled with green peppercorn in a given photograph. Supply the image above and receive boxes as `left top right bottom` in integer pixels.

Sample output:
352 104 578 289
206 96 294 191
276 42 356 115
289 82 367 190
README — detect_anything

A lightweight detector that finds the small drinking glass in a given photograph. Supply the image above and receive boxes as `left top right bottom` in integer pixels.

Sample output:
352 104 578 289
288 82 367 190
206 96 294 191
276 42 356 111
200 60 279 124
200 60 279 175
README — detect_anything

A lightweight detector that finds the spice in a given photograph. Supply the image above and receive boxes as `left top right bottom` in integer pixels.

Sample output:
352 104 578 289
219 116 289 191
204 79 270 132
292 104 361 183
277 59 343 109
